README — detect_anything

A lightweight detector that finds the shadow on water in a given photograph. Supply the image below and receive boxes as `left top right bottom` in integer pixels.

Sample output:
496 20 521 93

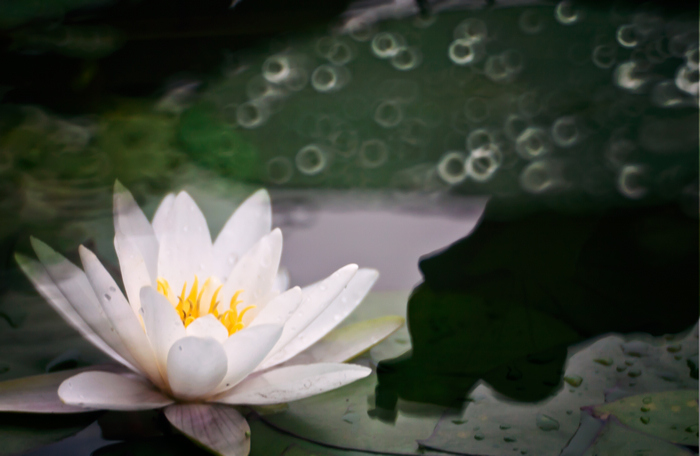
377 202 698 408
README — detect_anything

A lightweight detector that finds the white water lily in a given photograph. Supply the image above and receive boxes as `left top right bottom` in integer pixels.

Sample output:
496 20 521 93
4 183 404 456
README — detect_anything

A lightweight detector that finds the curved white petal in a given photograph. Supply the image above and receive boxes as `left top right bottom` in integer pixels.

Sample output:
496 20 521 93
58 371 173 411
283 316 405 366
113 181 158 284
258 264 358 370
140 286 186 378
218 228 283 312
79 246 165 389
165 404 250 456
249 287 302 328
212 189 272 279
212 363 371 405
30 238 141 372
15 254 130 368
186 315 228 343
114 229 153 316
273 267 290 293
157 191 214 290
213 324 283 395
166 336 228 400
152 193 175 242
276 268 378 364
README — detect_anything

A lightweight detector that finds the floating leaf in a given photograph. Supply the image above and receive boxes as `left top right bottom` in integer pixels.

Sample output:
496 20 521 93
417 327 699 456
589 390 699 445
262 373 442 455
249 417 372 456
582 419 695 456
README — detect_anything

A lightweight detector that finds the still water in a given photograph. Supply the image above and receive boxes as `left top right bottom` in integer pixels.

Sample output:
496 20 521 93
0 0 697 455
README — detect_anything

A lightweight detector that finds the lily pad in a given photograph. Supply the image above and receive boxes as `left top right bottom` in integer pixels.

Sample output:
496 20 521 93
249 416 372 456
589 390 699 446
262 373 444 455
417 326 699 456
581 419 696 456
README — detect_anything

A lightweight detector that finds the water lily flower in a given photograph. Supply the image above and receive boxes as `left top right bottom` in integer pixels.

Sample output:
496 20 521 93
2 183 404 456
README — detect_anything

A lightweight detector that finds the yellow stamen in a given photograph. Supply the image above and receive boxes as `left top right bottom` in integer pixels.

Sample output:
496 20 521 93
157 277 254 335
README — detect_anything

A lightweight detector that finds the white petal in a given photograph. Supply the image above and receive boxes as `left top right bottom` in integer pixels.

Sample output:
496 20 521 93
249 287 302 328
152 193 175 242
140 286 186 378
58 371 173 411
259 264 358 370
113 181 158 284
166 336 228 400
30 238 140 372
212 189 272 279
0 365 129 413
15 254 130 368
274 267 290 292
213 363 371 405
213 324 283 395
276 268 378 364
283 316 405 366
186 315 229 343
114 229 153 316
164 403 250 456
219 228 282 312
79 246 165 389
157 191 214 289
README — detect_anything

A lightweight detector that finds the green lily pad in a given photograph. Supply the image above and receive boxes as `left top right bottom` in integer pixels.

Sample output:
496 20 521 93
590 390 699 446
417 325 699 456
262 373 444 455
249 416 374 456
582 419 696 456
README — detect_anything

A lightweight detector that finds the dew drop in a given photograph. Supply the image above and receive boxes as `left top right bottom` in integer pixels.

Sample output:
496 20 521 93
104 293 111 301
564 375 583 387
499 424 511 430
640 416 650 424
627 369 642 378
342 412 360 424
536 414 560 431
667 344 682 353
594 357 613 366
504 436 517 443
474 432 485 440
108 286 116 292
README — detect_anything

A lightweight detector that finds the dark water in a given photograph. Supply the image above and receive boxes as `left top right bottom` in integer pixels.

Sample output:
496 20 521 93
0 0 697 455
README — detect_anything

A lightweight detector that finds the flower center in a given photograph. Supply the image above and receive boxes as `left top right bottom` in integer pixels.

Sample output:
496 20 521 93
156 276 255 336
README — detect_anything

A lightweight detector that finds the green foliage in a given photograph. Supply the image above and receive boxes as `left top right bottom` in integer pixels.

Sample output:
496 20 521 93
178 103 262 182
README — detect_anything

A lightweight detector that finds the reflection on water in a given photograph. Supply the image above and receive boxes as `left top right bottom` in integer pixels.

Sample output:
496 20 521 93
0 0 697 455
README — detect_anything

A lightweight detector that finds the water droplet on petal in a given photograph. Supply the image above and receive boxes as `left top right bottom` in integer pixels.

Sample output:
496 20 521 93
104 294 111 301
474 432 485 440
